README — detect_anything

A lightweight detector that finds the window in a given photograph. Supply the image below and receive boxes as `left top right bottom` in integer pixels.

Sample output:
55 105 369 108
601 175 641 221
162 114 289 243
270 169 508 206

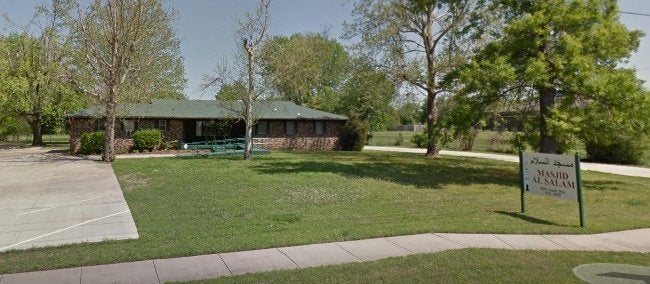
285 121 296 135
123 120 135 135
256 120 268 135
314 121 325 135
96 121 106 131
195 121 203 136
158 120 167 132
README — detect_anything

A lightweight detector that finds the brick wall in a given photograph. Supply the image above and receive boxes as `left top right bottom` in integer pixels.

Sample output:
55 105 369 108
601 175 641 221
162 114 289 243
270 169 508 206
69 118 183 154
69 117 346 154
254 120 344 150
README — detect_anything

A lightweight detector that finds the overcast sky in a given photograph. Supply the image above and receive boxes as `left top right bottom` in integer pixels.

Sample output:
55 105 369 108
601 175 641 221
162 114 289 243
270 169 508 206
1 0 648 99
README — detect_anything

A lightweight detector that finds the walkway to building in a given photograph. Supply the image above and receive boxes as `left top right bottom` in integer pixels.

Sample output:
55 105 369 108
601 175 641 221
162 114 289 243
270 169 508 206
0 228 648 283
364 146 650 178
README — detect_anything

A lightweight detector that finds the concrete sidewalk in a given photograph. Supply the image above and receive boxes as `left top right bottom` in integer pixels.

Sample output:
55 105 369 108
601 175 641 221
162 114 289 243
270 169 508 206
364 146 650 178
1 229 648 283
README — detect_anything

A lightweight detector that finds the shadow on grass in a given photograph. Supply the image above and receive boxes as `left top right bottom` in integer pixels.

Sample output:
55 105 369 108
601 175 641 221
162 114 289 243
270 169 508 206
493 211 566 226
252 152 520 189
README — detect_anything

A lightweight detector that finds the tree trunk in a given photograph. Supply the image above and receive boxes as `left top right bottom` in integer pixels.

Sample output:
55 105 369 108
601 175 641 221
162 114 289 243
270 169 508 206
244 45 254 160
103 98 116 162
244 112 253 160
425 91 439 157
539 86 558 153
31 115 44 146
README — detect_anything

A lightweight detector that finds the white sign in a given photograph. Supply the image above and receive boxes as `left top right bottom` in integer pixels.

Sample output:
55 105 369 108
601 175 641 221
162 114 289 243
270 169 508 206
522 152 578 201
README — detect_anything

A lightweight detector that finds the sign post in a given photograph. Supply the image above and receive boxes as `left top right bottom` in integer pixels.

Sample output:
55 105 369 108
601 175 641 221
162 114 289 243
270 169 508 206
519 151 585 228
519 151 526 213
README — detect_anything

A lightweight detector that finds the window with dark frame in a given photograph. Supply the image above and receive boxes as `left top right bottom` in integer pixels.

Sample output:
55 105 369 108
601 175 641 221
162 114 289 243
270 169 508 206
314 121 325 135
124 120 135 135
256 120 268 135
96 121 106 131
158 120 167 132
285 121 296 135
195 121 203 136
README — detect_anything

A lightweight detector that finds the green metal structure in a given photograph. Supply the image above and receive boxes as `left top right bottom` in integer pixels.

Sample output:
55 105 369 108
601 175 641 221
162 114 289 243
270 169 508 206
182 138 270 156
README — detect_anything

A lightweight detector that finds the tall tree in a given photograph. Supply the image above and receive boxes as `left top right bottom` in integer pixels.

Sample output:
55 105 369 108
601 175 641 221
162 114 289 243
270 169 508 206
0 0 86 146
449 0 647 155
72 0 186 161
215 80 247 101
203 0 270 160
346 0 483 157
259 33 349 111
340 58 396 132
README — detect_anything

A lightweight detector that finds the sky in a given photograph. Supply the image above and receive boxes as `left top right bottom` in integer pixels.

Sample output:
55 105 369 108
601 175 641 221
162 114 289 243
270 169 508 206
1 0 649 100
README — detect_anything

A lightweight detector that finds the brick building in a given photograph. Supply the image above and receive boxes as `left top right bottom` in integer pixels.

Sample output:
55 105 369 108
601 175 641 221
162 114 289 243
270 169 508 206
67 100 348 154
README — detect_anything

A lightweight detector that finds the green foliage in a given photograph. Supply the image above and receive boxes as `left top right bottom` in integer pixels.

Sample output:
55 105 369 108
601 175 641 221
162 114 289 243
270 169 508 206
447 0 648 155
410 132 429 148
340 117 368 151
80 131 105 154
216 80 247 101
346 0 487 154
394 133 404 146
585 138 644 165
132 129 161 152
260 33 350 109
0 20 88 145
340 58 396 132
396 101 424 125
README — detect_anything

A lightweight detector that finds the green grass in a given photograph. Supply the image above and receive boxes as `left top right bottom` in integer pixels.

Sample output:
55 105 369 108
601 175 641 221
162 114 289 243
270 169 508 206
196 249 650 283
0 151 648 274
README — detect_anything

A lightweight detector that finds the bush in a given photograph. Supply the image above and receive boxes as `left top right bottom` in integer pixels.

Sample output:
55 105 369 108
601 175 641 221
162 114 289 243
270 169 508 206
132 129 161 152
394 133 404 146
340 119 368 151
410 132 429 148
585 138 644 165
80 131 105 154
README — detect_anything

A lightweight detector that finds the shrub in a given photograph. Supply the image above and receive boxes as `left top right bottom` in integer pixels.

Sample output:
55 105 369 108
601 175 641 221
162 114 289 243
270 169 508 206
394 133 404 146
585 138 644 165
80 131 105 154
410 132 429 148
132 129 161 152
340 119 368 151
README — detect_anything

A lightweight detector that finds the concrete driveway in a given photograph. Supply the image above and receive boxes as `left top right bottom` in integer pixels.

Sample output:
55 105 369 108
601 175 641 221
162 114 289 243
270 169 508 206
0 147 138 252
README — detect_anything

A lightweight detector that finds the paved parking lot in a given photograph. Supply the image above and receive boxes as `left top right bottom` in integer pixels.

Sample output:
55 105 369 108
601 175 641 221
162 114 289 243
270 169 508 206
0 147 138 252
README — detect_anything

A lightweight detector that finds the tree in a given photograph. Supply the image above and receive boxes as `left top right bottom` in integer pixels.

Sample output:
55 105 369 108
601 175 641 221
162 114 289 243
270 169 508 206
215 80 247 101
72 0 186 161
203 0 270 160
394 92 424 125
259 33 349 111
0 0 86 146
449 0 648 155
339 58 396 132
346 0 484 157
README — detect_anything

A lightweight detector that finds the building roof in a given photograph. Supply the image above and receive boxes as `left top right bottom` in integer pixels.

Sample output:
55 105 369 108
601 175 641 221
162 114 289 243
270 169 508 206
67 100 348 121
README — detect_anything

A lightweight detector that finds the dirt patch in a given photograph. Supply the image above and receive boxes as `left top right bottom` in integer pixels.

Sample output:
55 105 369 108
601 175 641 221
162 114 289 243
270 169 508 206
118 173 151 193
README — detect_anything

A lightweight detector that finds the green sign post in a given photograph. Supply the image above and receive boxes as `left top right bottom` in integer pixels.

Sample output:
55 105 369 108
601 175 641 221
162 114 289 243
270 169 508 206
519 151 585 228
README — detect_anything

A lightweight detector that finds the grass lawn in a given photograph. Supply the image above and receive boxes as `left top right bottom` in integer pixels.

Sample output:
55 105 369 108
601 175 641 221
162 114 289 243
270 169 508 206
368 130 519 153
0 151 648 274
200 249 650 283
